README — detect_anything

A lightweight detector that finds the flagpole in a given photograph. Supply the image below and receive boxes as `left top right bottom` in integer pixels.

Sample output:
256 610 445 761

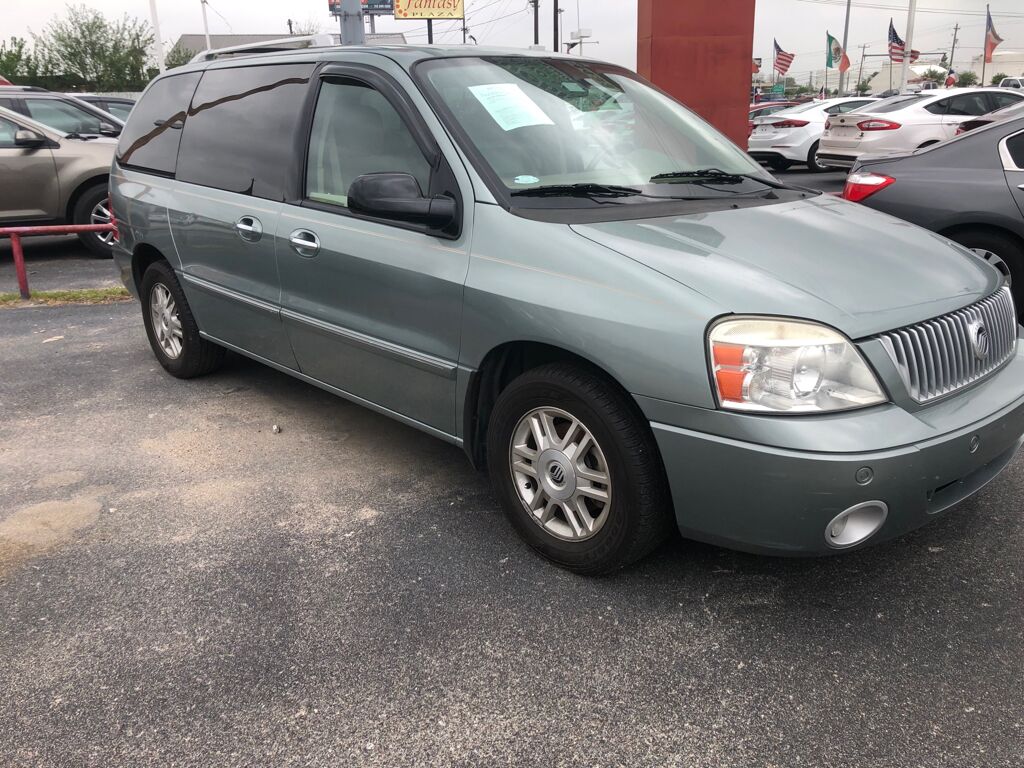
840 0 852 94
981 4 989 86
899 0 917 93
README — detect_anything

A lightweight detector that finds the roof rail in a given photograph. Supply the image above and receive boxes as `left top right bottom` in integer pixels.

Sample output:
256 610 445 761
189 33 336 63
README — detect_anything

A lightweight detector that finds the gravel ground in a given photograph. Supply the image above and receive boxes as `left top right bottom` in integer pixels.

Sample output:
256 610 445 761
0 301 1021 767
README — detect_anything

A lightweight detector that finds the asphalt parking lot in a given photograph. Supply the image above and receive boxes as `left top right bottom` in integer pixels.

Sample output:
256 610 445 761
1 220 1022 766
0 236 119 295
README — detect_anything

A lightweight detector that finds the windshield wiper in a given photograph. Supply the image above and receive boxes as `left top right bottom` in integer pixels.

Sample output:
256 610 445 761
511 183 642 198
649 168 747 184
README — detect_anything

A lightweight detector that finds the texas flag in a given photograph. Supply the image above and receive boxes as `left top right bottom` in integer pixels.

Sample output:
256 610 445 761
985 6 1004 64
945 68 958 87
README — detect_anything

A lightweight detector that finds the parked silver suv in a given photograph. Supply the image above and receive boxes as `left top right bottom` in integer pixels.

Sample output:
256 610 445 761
111 45 1024 573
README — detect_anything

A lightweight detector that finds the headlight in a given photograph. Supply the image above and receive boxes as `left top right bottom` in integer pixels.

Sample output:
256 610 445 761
708 318 887 413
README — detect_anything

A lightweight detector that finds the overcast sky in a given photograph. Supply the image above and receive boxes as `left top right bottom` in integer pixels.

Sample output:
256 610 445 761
4 0 1023 80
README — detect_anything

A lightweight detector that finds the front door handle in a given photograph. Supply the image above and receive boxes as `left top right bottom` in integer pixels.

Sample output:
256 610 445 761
289 229 320 258
235 216 263 242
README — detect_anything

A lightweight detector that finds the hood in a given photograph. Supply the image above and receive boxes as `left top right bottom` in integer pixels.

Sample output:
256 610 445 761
571 195 999 339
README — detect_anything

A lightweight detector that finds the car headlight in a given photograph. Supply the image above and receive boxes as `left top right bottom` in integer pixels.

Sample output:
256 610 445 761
708 317 887 413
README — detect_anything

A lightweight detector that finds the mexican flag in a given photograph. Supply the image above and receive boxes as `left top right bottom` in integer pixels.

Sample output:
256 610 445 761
826 32 851 72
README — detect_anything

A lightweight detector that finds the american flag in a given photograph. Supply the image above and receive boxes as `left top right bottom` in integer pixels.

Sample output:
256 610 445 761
774 39 795 75
888 19 919 63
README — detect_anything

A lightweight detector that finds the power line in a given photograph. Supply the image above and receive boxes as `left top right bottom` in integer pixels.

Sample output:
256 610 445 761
795 0 1024 18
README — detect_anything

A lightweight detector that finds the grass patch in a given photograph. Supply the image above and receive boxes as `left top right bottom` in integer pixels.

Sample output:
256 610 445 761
0 286 132 307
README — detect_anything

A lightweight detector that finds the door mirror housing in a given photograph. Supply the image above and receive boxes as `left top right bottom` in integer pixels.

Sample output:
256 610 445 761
347 173 457 234
99 122 121 137
14 129 46 148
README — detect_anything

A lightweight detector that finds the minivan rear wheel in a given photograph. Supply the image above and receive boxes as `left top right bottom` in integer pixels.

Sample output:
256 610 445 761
486 362 672 575
141 261 225 378
72 184 114 258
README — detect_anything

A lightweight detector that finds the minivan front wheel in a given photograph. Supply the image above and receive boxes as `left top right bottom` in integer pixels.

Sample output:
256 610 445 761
486 363 671 575
141 261 224 378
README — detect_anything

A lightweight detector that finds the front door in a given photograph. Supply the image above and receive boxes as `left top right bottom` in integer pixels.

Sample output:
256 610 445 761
278 69 470 436
0 115 58 222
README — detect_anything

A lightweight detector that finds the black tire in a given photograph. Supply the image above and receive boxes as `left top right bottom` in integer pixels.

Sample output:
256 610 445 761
72 184 114 258
805 141 828 173
768 158 793 172
140 260 224 379
948 228 1023 306
486 362 672 575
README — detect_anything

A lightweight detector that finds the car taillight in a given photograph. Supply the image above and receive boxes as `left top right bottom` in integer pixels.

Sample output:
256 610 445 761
771 119 810 128
857 119 901 131
842 172 895 203
824 119 832 130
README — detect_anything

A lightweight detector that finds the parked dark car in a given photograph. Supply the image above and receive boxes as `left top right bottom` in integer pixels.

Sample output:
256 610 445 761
0 86 123 137
956 100 1024 135
843 114 1024 304
71 94 135 121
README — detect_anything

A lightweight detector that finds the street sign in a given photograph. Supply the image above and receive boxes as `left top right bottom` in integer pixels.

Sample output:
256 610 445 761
394 0 465 19
330 0 395 16
772 83 785 94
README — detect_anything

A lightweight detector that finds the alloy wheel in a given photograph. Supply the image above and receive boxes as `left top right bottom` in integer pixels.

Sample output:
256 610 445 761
509 406 612 541
90 199 116 245
150 283 183 359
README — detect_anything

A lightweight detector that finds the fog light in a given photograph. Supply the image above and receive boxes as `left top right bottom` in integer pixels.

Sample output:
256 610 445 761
825 501 888 549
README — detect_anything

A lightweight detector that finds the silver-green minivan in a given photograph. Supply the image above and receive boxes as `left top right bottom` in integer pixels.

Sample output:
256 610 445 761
111 43 1024 574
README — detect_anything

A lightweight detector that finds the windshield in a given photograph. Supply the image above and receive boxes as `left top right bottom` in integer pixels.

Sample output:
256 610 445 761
865 94 926 113
419 56 769 201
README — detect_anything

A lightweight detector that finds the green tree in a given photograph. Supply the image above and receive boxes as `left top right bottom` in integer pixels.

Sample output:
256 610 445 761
0 37 37 82
165 43 196 70
990 72 1008 86
856 71 879 95
920 67 946 84
32 4 154 90
956 71 979 87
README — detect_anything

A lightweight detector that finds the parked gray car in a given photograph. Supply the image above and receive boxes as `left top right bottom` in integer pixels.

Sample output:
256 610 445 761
844 113 1024 305
111 44 1024 574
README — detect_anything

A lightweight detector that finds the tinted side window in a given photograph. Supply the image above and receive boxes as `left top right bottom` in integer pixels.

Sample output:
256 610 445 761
924 98 949 115
944 93 991 116
1006 133 1024 168
117 72 201 175
176 64 314 200
305 79 431 208
0 117 17 147
24 98 102 134
990 91 1024 110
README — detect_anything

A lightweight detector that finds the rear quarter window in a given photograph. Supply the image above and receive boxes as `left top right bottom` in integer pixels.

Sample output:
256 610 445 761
117 72 202 175
175 64 314 200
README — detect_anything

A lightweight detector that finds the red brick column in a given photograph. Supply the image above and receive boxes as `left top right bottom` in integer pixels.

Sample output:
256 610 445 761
637 0 756 146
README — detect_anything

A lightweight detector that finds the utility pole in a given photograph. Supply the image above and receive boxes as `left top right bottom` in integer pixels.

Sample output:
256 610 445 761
553 0 559 53
287 18 294 34
949 23 959 73
149 0 165 71
427 19 434 44
530 0 539 46
200 0 212 50
840 0 852 94
338 0 365 45
898 0 917 93
856 43 869 94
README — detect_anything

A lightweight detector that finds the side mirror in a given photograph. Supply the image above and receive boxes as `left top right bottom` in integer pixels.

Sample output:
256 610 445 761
14 129 46 148
347 173 456 232
99 122 121 137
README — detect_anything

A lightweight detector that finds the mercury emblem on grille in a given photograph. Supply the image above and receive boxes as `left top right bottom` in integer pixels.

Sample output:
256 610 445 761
968 319 990 360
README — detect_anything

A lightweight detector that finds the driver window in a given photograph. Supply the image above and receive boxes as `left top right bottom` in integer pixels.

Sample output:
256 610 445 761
306 80 431 208
0 117 18 148
24 98 102 134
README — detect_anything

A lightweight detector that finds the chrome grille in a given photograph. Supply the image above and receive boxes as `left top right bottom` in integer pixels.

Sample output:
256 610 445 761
876 286 1018 403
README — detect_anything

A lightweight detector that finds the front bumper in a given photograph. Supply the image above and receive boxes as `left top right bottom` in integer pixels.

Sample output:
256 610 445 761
646 345 1024 556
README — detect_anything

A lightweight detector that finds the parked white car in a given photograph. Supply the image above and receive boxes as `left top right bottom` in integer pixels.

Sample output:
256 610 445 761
817 88 1024 169
999 77 1024 89
747 97 877 172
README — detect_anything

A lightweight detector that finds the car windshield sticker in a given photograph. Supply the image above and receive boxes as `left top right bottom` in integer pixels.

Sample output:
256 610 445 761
468 83 555 132
513 175 540 185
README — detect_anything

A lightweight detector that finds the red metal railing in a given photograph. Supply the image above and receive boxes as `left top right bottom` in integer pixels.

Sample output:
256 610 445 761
0 222 117 300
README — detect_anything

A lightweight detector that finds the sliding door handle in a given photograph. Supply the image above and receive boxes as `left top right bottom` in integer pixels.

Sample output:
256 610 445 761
289 229 320 258
235 216 263 242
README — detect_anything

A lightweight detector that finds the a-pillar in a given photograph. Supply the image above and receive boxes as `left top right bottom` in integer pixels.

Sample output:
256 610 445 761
637 0 756 146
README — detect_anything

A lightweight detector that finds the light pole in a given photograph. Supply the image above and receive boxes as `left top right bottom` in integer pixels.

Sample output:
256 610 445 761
149 0 165 71
898 0 917 93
